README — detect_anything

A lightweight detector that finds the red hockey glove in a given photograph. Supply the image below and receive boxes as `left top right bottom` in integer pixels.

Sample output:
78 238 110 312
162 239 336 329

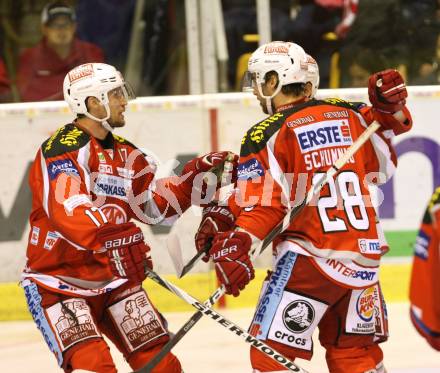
209 231 254 297
97 222 152 283
181 151 238 191
195 205 236 262
368 69 407 113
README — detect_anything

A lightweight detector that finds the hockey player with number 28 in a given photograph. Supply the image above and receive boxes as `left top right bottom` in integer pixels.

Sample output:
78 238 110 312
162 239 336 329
195 41 413 372
21 62 236 373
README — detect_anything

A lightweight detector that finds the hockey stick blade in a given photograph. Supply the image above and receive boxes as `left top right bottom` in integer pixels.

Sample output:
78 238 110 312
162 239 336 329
139 269 308 373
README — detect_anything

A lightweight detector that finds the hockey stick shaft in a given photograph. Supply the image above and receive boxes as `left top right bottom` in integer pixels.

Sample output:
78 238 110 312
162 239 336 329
141 269 308 372
135 285 225 373
179 240 211 278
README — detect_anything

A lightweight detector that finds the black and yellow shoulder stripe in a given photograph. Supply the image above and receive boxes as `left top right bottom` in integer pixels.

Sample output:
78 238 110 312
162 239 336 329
42 124 90 158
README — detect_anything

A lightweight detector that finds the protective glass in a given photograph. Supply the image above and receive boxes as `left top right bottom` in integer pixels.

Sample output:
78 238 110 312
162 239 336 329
107 82 136 102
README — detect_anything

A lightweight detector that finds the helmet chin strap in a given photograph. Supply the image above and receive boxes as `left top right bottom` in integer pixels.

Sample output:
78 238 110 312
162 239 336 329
265 97 274 115
257 81 282 116
84 103 113 131
101 121 114 132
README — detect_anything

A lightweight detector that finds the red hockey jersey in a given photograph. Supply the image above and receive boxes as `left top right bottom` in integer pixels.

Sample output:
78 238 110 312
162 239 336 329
409 187 440 350
232 99 412 288
23 123 191 296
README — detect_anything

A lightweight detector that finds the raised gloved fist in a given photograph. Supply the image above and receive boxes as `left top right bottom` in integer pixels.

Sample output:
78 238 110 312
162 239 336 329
181 151 238 204
209 231 254 297
97 222 152 283
195 205 236 262
368 69 407 113
182 151 238 183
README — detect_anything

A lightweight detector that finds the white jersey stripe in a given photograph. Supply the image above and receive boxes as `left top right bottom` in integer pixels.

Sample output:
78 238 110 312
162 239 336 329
40 150 50 216
77 141 91 192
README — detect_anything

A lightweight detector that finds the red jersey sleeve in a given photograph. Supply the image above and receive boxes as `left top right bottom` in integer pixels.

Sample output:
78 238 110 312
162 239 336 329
234 112 291 240
127 149 191 225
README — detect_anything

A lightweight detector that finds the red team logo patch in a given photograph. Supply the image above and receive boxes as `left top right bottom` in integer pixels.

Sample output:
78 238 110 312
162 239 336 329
263 45 289 54
68 63 94 83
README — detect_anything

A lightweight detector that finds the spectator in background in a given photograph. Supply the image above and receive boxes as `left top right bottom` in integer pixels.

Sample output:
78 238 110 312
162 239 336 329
222 0 293 90
285 0 358 87
0 58 11 102
339 47 388 87
341 0 413 86
399 0 440 84
17 1 104 102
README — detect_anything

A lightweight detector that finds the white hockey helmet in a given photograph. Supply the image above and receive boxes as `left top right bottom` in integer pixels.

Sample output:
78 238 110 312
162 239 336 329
243 41 320 99
63 63 135 123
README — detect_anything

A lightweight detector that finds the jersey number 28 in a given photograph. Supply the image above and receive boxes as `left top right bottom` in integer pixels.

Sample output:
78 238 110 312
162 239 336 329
314 171 369 232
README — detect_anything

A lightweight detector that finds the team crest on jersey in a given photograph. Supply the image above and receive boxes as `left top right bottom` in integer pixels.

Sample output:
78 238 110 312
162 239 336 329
101 203 127 224
283 300 315 333
294 119 353 154
48 159 80 180
237 158 265 180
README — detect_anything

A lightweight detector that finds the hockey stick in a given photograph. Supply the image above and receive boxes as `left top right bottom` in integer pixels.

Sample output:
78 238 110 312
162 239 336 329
140 120 381 371
136 268 308 373
135 285 225 373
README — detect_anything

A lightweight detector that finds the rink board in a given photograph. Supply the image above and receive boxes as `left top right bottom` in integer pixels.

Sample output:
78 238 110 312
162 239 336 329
0 87 439 319
0 262 411 321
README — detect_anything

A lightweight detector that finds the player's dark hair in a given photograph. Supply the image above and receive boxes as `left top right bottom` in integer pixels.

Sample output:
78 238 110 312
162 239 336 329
264 71 305 96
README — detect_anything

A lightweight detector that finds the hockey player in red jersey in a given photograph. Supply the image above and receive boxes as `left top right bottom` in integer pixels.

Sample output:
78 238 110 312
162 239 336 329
195 41 412 372
409 187 440 351
21 62 235 373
